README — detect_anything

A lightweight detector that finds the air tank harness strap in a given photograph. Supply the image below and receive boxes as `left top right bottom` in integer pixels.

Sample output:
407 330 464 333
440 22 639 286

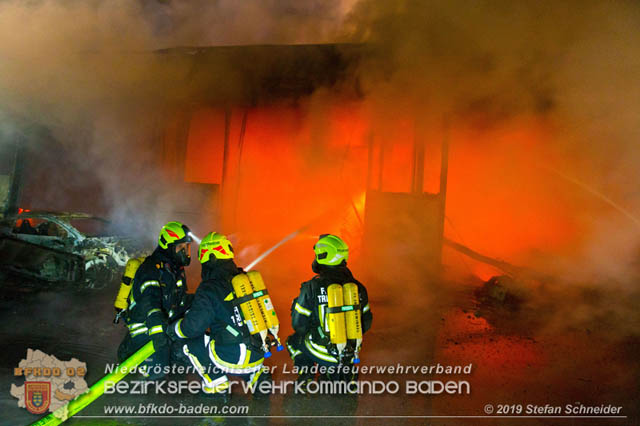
231 289 270 307
326 303 361 314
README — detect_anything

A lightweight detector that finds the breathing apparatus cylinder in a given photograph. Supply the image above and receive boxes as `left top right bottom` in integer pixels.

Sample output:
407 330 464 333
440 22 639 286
247 271 284 352
327 283 347 356
231 273 269 355
343 282 363 364
113 257 144 324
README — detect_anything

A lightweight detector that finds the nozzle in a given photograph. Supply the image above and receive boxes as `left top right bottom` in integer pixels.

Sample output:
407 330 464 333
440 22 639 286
276 344 284 352
263 351 272 358
353 357 360 364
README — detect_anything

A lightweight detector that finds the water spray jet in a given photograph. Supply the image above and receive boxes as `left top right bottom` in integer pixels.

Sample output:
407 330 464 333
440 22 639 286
245 228 304 271
541 165 640 230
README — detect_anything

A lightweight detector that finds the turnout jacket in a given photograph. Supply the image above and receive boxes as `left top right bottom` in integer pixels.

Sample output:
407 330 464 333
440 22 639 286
170 260 261 350
125 247 189 344
291 264 372 346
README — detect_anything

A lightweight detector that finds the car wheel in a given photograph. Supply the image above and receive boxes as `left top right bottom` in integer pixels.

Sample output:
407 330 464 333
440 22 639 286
84 256 119 290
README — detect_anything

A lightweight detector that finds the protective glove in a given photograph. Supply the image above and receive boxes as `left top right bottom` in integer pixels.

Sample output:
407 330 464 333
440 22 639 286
184 293 195 307
166 319 181 342
150 324 170 350
287 332 304 348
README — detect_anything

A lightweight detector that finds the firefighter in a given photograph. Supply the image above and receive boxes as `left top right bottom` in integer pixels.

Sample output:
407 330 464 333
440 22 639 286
167 232 270 397
116 221 193 380
286 234 372 386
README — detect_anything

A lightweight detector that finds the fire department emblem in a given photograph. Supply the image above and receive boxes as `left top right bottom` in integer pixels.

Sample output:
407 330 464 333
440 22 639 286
25 382 51 414
11 348 88 415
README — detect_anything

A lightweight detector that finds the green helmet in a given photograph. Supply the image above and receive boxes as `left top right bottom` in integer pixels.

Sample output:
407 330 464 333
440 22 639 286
199 232 234 263
314 234 349 266
158 221 192 249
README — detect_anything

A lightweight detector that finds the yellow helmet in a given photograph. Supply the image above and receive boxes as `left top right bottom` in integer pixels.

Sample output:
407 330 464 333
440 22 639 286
199 232 234 263
158 221 192 249
158 221 193 266
314 234 349 266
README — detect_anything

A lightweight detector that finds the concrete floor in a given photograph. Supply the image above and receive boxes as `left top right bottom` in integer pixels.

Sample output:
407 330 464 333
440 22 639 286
1 272 638 426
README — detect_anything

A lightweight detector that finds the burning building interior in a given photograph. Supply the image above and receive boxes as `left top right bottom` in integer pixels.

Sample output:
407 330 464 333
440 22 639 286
0 1 639 425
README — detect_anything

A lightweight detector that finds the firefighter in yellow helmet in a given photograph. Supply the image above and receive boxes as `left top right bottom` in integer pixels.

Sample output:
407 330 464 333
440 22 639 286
286 234 372 387
116 221 193 380
167 232 271 398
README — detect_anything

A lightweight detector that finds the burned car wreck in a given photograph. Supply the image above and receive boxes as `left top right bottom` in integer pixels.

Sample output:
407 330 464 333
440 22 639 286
0 211 146 289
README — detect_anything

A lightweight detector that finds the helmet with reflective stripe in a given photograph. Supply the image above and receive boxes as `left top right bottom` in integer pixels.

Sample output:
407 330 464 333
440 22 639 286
158 221 192 249
199 232 234 263
314 234 348 266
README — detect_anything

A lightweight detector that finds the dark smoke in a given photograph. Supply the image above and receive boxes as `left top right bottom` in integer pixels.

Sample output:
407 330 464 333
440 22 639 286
337 0 640 337
0 0 639 333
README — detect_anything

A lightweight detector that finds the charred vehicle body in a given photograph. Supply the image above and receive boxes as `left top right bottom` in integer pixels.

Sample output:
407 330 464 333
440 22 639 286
0 211 147 288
